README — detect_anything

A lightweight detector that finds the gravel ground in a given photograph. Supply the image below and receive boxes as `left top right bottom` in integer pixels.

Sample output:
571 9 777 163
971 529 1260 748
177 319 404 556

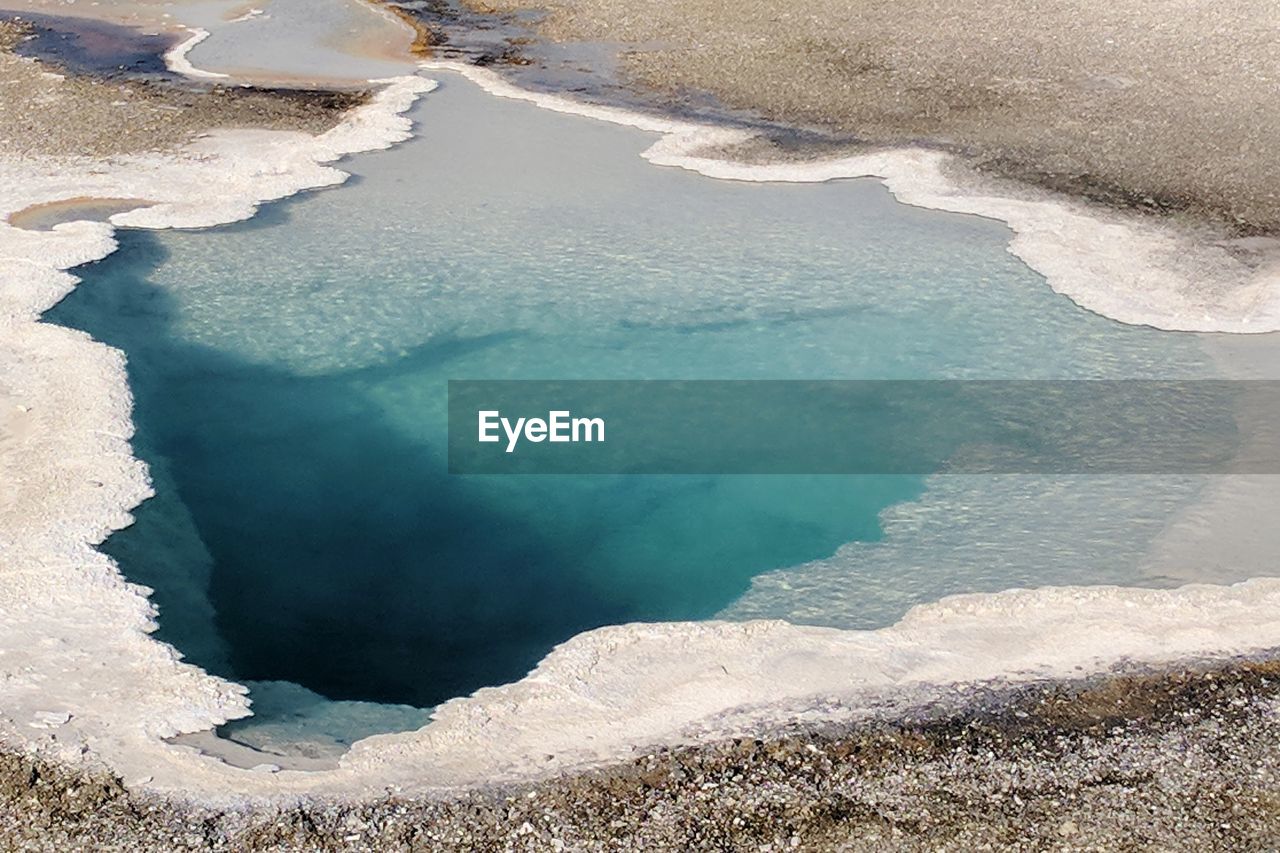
4 657 1280 850
449 0 1280 234
0 18 365 158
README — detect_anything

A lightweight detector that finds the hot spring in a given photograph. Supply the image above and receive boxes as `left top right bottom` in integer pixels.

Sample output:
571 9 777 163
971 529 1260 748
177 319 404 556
45 72 1216 756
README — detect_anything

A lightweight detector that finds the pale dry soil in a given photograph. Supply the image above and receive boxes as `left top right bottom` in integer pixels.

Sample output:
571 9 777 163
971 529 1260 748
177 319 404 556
460 0 1280 233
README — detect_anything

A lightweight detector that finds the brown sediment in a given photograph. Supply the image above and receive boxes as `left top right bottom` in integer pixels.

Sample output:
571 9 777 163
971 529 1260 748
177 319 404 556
366 0 439 57
454 0 1280 236
362 0 542 68
0 17 368 158
5 655 1280 849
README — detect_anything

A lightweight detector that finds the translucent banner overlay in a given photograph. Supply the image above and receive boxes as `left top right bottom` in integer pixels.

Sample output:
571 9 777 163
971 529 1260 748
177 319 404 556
446 380 1280 474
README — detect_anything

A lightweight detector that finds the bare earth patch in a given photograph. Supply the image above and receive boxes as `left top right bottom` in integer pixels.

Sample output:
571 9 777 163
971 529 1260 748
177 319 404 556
460 0 1280 234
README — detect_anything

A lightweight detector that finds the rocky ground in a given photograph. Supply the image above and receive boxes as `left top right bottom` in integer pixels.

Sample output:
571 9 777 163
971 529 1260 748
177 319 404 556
451 0 1280 235
3 657 1280 850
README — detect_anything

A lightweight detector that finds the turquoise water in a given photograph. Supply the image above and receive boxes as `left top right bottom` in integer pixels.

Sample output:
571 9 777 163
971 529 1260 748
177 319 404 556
46 75 1211 733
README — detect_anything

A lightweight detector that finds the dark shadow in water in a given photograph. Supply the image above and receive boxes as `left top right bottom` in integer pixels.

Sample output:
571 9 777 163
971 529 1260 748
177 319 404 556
48 230 631 707
46 227 903 711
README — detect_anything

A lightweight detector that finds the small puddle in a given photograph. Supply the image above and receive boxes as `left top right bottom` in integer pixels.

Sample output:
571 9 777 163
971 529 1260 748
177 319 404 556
8 197 154 231
8 11 180 80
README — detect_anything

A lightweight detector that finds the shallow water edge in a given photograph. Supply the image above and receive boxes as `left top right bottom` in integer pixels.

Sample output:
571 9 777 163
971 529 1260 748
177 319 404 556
422 59 1280 335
